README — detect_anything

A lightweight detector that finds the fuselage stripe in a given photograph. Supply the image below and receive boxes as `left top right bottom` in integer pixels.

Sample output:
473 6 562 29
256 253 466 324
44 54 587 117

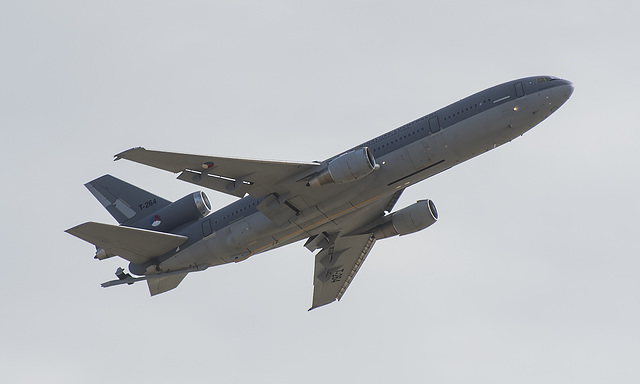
387 159 445 186
493 95 511 103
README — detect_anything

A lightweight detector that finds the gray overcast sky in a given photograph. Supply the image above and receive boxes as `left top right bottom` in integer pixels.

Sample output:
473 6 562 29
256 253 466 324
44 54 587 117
2 1 639 383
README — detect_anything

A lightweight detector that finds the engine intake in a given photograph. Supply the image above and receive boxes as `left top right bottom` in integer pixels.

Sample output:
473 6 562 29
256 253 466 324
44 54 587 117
372 200 438 239
308 147 378 187
131 191 211 232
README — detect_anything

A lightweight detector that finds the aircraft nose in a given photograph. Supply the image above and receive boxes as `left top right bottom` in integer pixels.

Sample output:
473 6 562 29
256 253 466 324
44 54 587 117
546 78 574 113
550 78 574 101
559 79 574 100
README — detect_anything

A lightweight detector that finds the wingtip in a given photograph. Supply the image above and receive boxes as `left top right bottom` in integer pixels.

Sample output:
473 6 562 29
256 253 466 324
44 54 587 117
114 147 145 161
64 222 89 236
308 300 335 311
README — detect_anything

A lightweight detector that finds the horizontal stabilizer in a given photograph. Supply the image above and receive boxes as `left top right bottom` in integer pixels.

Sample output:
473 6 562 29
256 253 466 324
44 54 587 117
65 222 188 265
101 267 198 296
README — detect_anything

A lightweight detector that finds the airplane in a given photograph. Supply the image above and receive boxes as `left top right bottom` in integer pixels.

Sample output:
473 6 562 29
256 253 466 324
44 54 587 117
66 75 574 310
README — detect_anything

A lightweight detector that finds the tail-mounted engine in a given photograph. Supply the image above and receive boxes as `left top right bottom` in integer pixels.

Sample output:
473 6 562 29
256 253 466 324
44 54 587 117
372 200 438 239
130 191 212 232
307 147 379 187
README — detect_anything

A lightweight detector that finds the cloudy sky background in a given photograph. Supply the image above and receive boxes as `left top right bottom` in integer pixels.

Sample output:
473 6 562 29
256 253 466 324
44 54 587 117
2 1 639 383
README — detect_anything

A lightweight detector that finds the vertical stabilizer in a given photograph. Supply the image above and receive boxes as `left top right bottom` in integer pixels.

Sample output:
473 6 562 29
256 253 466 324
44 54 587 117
85 175 171 225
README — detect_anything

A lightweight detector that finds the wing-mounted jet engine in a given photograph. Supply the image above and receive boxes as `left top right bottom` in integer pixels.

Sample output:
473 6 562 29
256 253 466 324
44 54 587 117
371 200 438 239
307 147 379 187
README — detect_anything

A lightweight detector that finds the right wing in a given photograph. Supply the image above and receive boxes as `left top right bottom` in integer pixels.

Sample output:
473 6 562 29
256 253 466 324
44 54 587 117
310 233 377 310
65 222 188 265
115 147 320 199
307 189 404 310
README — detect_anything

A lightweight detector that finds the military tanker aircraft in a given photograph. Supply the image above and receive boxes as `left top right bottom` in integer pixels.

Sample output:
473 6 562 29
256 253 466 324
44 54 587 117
66 76 573 309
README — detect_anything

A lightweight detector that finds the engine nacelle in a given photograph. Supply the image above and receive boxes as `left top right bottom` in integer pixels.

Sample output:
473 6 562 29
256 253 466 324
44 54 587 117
308 147 378 187
372 200 438 239
132 191 211 232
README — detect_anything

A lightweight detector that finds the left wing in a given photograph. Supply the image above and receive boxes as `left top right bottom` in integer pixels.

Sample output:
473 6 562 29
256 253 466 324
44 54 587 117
310 233 376 310
115 147 319 199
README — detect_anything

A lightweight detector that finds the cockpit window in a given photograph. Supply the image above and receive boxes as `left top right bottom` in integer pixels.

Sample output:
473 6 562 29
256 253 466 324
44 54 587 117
537 76 557 84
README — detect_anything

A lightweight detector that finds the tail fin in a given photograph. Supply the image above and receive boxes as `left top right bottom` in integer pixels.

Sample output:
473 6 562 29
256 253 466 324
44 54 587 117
85 175 171 225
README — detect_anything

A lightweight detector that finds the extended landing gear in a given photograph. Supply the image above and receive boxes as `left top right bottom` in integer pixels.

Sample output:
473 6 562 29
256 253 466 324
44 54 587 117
115 267 133 285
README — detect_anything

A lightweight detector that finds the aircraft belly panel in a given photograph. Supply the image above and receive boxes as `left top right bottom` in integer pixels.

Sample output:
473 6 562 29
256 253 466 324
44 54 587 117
294 211 332 235
376 148 429 189
442 102 516 162
158 244 199 272
405 139 431 168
